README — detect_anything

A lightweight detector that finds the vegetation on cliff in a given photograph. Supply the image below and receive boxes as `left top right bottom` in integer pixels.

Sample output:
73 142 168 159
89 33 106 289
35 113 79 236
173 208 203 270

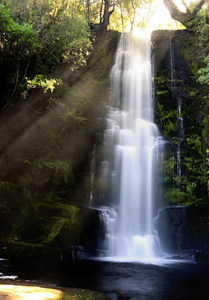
0 10 118 257
153 2 209 215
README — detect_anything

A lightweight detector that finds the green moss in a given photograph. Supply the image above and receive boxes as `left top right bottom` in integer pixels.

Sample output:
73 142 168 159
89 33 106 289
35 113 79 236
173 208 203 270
155 102 177 136
156 90 169 96
0 239 44 260
181 47 190 59
191 61 199 76
89 31 118 80
58 288 111 300
44 218 67 244
165 187 187 205
155 74 167 85
188 89 198 97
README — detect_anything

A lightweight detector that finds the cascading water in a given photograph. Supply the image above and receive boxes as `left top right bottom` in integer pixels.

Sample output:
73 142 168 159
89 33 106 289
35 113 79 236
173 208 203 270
89 144 96 206
99 33 164 261
177 97 183 182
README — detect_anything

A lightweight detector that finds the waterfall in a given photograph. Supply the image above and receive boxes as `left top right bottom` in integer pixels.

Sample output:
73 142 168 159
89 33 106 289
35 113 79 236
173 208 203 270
89 144 96 206
99 33 164 261
177 98 183 182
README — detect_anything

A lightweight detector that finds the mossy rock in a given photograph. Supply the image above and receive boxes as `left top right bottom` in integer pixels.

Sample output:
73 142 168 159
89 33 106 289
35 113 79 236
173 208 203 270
0 203 100 261
59 287 111 300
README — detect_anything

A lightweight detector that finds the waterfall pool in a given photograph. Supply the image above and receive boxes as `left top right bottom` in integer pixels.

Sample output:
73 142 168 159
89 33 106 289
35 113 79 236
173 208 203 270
1 258 209 300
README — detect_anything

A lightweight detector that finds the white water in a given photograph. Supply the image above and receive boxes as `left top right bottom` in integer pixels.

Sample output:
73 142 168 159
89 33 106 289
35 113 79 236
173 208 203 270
89 144 96 206
100 33 164 261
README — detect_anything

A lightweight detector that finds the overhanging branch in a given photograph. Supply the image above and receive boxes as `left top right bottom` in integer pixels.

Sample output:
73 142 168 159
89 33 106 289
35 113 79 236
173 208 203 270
164 0 206 29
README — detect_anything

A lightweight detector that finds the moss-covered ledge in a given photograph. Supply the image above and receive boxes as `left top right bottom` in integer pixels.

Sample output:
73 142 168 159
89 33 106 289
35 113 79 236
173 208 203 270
0 240 44 261
0 203 100 262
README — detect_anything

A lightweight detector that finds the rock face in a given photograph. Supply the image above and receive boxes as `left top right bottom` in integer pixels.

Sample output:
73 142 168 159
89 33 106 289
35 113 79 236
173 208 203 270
151 30 201 137
151 30 208 205
156 206 209 253
155 206 187 252
151 30 209 254
0 205 101 261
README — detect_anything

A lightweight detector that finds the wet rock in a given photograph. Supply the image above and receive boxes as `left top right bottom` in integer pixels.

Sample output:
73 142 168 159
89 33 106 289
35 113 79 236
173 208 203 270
155 205 209 253
155 206 187 252
117 290 131 299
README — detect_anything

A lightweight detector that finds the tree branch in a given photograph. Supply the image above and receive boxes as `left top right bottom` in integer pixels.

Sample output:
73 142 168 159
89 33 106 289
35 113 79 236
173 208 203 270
164 0 188 27
181 0 191 14
192 0 205 17
164 0 206 29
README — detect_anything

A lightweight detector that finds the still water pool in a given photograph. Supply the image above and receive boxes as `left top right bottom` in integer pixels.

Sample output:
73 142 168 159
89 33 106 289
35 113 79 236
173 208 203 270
1 258 209 300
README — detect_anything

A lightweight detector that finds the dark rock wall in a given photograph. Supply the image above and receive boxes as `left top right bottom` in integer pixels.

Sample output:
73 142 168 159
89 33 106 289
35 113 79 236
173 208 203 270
155 206 187 252
152 30 202 134
151 29 208 206
152 30 209 253
155 206 209 253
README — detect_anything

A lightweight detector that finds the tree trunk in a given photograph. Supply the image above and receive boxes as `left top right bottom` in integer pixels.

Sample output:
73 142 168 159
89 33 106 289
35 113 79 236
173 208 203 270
10 57 20 101
100 0 115 31
164 0 205 29
118 1 124 30
99 0 104 24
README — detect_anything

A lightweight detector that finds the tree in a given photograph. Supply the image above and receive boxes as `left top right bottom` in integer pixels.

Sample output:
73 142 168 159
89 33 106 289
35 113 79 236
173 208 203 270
0 4 40 106
2 0 91 66
125 0 155 30
164 0 206 29
107 0 155 32
99 0 115 30
81 0 99 24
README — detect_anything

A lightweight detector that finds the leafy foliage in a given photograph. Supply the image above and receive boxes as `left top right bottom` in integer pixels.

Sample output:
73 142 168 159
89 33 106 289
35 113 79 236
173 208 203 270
197 56 209 85
0 1 92 107
108 0 155 31
0 4 40 56
26 75 62 93
61 109 87 126
155 102 177 136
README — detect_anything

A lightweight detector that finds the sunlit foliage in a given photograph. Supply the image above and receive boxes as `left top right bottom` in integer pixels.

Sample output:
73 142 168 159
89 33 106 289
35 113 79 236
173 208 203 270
107 0 156 31
26 75 62 93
